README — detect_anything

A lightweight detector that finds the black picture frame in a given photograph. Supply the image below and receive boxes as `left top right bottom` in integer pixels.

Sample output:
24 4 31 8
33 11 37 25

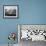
3 5 19 19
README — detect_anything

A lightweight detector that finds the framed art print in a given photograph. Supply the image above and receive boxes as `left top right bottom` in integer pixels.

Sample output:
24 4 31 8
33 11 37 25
3 5 19 19
18 24 46 42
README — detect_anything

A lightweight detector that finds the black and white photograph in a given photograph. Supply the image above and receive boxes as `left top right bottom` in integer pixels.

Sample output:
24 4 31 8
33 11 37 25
18 25 46 41
3 5 19 18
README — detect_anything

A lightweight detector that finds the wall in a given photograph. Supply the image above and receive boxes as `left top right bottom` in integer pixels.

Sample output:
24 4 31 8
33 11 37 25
0 0 46 45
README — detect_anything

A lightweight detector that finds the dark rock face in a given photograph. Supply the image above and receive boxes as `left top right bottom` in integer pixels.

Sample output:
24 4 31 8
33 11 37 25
5 9 16 16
